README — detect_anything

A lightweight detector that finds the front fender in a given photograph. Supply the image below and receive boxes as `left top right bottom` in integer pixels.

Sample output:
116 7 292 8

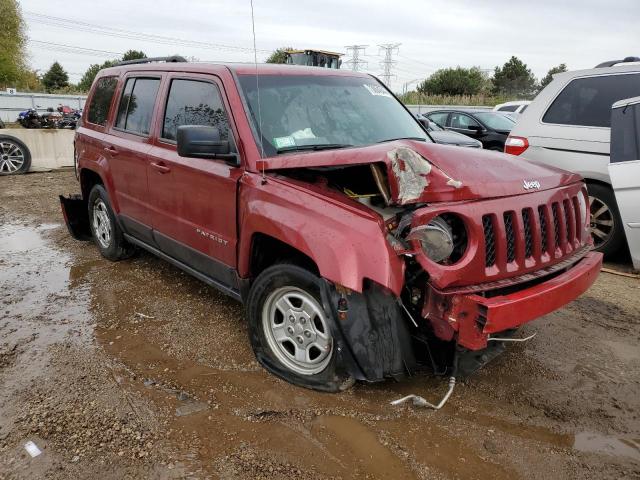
237 173 405 295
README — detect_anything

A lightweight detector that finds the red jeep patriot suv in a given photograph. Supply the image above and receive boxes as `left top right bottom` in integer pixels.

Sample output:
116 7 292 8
61 57 602 392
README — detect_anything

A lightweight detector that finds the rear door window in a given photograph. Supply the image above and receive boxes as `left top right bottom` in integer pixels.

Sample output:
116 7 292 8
161 79 230 141
543 73 640 128
428 112 449 127
114 77 161 135
450 113 480 129
87 76 117 126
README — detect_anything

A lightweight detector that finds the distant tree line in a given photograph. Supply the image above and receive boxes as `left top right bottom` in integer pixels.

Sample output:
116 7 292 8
415 57 567 98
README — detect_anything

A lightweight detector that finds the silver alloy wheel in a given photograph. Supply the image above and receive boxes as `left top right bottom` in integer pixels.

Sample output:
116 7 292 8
262 286 332 376
0 140 25 174
92 199 112 249
589 195 614 248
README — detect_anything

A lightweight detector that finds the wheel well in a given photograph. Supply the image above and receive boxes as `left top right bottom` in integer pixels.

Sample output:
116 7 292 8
584 178 612 191
250 233 319 277
80 169 103 199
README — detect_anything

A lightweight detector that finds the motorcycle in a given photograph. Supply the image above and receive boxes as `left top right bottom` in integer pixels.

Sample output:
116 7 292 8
17 108 42 129
16 107 62 129
56 105 82 129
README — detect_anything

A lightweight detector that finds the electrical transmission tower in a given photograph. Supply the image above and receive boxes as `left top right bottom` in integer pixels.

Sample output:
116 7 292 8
378 43 401 87
344 45 368 71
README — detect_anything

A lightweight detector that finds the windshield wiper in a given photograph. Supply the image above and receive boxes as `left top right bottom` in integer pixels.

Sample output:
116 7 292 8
276 143 353 154
377 137 427 144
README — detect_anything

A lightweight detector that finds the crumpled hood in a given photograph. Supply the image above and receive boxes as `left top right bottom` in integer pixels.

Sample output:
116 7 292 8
256 140 583 205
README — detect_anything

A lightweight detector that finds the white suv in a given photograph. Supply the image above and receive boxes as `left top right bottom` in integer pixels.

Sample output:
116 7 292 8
506 57 640 256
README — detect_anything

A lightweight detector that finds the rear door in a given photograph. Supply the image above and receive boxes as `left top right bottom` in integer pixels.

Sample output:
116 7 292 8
609 99 640 270
146 74 243 289
427 112 449 128
106 75 162 244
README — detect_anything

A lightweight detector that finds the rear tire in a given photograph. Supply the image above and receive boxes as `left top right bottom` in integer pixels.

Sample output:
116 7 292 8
587 183 625 257
87 185 135 261
246 264 354 392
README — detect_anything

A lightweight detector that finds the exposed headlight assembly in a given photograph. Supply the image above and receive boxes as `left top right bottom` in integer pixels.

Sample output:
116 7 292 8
408 216 455 263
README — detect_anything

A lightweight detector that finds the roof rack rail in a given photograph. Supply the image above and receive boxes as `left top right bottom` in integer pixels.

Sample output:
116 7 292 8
595 56 640 68
116 55 188 66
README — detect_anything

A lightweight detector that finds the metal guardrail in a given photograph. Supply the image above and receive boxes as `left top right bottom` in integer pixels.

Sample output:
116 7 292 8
405 104 493 114
0 91 87 123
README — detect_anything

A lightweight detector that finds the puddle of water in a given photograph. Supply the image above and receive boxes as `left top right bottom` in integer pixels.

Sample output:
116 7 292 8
0 222 92 365
574 432 640 461
311 415 416 479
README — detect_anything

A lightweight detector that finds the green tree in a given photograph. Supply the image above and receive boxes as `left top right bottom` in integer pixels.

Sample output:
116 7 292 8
539 63 567 89
417 67 486 96
77 50 147 92
0 0 27 88
266 47 293 64
41 61 70 92
78 60 116 92
492 56 537 96
121 49 147 62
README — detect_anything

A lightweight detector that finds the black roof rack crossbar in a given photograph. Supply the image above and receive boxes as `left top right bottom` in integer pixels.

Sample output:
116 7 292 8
116 55 188 66
595 56 640 68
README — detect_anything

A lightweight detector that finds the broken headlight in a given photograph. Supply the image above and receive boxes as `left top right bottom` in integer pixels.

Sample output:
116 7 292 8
408 215 455 263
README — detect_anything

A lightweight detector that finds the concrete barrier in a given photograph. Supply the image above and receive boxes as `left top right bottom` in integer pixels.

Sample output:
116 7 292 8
0 128 74 172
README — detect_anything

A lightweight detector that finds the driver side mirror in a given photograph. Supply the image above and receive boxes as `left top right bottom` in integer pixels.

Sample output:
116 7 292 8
467 124 484 133
177 125 239 165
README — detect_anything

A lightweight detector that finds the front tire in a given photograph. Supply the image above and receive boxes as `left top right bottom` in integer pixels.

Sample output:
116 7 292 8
587 183 625 257
246 264 354 392
88 185 135 261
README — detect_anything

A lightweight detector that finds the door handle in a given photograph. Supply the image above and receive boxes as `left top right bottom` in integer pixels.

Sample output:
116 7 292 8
104 146 119 156
150 161 171 174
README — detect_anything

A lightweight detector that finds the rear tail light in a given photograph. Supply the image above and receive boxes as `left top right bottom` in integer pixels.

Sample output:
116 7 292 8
505 135 529 155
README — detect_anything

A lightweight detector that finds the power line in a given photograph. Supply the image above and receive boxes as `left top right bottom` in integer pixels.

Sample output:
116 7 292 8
29 39 124 58
25 11 270 55
344 45 369 71
378 43 401 87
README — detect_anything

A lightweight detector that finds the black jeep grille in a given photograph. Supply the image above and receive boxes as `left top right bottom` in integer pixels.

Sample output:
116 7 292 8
482 215 496 267
522 208 533 258
504 212 516 263
538 205 548 253
552 203 561 248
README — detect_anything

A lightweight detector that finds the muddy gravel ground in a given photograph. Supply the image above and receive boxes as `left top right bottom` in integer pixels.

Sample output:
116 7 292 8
1 171 639 479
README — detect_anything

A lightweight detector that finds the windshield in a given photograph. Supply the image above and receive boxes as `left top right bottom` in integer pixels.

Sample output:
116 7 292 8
237 74 429 156
474 112 515 131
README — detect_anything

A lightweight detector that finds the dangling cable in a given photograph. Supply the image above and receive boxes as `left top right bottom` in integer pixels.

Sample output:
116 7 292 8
249 0 266 183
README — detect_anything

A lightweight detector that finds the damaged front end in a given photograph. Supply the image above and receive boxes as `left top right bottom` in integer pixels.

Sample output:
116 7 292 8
264 142 599 382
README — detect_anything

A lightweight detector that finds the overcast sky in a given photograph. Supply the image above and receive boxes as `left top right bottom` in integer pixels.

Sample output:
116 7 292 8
21 0 639 92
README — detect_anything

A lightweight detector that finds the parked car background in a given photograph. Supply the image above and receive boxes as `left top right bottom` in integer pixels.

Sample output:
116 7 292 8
505 57 640 256
425 109 515 150
416 115 482 148
609 95 640 270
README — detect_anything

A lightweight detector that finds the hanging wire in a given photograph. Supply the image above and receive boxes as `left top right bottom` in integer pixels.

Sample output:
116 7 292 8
249 0 266 182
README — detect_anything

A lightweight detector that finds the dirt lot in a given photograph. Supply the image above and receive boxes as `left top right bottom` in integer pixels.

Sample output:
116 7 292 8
1 170 639 479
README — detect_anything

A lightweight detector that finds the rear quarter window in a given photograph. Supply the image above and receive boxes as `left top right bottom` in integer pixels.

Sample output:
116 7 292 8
115 77 161 136
87 76 117 126
543 73 640 127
